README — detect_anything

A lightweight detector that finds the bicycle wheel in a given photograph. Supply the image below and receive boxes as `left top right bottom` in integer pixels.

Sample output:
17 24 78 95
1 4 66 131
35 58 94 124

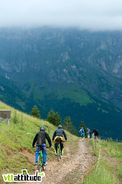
39 150 45 172
57 143 61 161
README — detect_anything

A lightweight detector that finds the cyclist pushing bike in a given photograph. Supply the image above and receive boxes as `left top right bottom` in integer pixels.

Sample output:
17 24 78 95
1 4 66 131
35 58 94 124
32 127 52 167
52 124 67 156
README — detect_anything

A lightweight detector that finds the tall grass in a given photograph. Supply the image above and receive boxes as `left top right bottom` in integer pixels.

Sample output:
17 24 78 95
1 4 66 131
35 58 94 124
84 160 116 184
84 139 122 184
118 164 122 179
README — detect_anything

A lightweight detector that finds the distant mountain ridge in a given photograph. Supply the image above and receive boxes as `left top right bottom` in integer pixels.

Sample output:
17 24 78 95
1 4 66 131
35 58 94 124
0 27 122 139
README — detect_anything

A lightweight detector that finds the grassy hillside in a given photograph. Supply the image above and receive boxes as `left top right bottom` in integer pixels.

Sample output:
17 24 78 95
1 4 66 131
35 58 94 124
0 75 28 110
0 101 77 183
84 139 122 184
26 84 93 106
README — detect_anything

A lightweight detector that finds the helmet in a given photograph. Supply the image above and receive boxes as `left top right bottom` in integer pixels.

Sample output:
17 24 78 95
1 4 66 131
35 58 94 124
40 127 45 131
58 124 62 128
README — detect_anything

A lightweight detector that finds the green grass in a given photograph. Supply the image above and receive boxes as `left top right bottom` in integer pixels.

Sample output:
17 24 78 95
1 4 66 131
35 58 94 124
0 101 78 183
55 86 93 105
84 139 122 184
118 164 122 179
103 140 122 160
84 160 116 184
32 85 93 106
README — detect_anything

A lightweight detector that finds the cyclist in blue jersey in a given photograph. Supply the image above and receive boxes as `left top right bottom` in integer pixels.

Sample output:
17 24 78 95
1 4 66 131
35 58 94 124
79 127 85 140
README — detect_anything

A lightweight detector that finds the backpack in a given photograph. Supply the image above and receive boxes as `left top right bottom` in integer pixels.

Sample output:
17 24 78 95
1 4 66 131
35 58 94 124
56 128 64 137
37 132 43 146
79 128 84 134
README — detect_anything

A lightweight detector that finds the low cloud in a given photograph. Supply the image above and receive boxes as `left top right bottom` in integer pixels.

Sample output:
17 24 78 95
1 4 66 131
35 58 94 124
0 0 122 30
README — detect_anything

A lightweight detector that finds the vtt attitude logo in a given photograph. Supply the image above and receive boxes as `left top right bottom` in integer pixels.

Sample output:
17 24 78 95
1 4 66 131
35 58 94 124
2 169 45 183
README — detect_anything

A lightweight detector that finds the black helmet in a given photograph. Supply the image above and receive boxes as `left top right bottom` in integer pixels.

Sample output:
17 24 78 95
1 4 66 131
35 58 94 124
40 127 45 131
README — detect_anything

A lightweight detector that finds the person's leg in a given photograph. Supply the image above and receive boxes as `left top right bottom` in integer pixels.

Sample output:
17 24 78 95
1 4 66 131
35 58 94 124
35 145 39 164
55 143 58 154
42 144 47 165
81 134 83 141
83 133 85 140
80 134 83 141
60 142 64 155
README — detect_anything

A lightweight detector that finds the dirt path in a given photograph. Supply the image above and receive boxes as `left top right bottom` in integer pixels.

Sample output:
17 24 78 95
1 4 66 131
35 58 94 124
22 140 96 184
43 140 95 184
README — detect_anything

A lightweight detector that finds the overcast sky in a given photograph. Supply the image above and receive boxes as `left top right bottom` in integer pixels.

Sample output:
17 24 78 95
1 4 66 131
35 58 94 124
0 0 122 30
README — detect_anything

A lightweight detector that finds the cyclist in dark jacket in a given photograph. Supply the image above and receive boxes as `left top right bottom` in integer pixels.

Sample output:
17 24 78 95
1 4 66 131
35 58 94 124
32 127 52 166
52 125 67 155
92 129 99 140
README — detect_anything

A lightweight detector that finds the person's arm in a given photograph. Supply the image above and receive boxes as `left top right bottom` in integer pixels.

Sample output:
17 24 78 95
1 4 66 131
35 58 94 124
63 130 67 140
45 132 52 147
52 131 56 141
32 133 38 147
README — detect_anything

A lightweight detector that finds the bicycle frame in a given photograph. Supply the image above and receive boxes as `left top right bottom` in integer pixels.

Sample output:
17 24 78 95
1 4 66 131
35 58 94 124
56 143 62 161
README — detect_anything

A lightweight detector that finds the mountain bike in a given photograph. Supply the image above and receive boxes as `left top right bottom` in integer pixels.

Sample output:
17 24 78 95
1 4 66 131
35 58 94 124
56 142 62 161
54 136 66 161
35 147 46 175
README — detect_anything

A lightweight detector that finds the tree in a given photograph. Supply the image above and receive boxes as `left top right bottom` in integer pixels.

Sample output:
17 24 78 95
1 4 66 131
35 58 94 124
47 111 61 126
63 116 77 135
31 105 40 118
